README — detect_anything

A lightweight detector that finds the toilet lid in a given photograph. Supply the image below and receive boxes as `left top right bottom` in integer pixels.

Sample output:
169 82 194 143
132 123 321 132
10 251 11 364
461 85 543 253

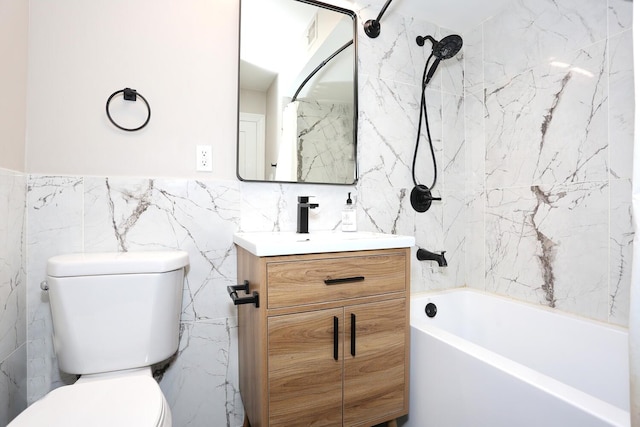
10 375 165 427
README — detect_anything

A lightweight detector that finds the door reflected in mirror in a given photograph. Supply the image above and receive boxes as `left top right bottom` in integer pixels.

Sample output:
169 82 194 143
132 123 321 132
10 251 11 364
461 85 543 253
237 0 357 185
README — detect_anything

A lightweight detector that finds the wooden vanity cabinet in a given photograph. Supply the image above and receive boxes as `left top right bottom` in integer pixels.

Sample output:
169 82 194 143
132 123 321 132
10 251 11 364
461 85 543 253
236 247 410 427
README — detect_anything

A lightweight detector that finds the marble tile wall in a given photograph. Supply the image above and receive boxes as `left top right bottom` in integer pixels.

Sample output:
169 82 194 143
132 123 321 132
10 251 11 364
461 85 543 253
464 0 635 325
355 4 466 292
26 177 246 426
0 168 27 425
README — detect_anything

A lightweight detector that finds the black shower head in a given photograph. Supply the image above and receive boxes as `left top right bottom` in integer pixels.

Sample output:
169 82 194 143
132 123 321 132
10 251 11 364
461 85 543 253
417 34 463 86
416 34 463 59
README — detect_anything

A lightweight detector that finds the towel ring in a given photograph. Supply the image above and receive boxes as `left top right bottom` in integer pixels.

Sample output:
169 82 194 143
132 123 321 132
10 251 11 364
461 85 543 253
106 88 151 132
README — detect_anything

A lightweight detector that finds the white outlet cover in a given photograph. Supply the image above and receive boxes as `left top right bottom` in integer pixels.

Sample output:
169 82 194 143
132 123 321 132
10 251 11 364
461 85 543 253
196 145 213 172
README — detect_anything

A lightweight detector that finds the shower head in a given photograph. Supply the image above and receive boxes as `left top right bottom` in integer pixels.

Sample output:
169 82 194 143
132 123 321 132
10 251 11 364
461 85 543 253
416 34 463 59
416 34 463 86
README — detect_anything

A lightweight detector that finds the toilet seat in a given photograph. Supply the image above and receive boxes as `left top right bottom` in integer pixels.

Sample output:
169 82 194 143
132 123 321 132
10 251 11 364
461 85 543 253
9 374 169 427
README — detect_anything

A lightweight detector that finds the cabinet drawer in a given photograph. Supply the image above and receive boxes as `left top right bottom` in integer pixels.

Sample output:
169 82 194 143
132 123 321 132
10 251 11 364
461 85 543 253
267 252 406 308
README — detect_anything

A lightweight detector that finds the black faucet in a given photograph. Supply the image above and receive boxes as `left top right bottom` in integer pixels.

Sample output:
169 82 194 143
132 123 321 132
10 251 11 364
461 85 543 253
416 248 447 267
297 196 319 234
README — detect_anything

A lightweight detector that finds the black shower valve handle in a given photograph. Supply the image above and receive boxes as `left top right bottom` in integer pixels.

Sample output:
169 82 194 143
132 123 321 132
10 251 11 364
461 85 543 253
410 184 441 212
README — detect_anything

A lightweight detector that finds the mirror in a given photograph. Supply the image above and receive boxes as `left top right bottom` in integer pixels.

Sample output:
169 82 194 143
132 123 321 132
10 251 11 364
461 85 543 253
237 0 357 185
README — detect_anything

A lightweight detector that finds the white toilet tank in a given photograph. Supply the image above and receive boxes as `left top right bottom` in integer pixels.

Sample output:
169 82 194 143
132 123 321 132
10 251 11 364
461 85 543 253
46 251 189 375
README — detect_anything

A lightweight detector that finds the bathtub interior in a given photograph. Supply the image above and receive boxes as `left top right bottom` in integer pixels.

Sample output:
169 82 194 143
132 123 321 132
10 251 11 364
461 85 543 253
410 289 630 412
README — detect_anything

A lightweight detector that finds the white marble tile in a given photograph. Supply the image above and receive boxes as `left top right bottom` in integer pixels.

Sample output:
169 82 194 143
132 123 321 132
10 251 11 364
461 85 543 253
0 169 27 423
26 175 84 403
463 25 483 96
358 75 442 191
0 344 27 426
442 190 466 287
239 182 352 233
465 189 485 289
464 90 485 191
0 170 26 363
608 0 633 36
485 182 609 321
357 5 439 88
357 183 415 236
442 93 465 191
83 177 242 322
484 0 608 85
158 319 242 427
608 29 634 180
609 178 633 326
485 40 608 189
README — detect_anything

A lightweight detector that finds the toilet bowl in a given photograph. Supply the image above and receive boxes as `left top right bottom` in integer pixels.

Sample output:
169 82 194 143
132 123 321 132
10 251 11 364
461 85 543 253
8 251 188 427
9 368 170 427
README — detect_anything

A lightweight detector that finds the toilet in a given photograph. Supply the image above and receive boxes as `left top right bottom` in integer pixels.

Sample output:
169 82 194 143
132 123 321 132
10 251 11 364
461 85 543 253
9 250 189 427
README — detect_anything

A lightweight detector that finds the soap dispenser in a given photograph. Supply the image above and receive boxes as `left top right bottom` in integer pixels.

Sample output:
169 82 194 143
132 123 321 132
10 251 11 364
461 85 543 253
341 192 357 232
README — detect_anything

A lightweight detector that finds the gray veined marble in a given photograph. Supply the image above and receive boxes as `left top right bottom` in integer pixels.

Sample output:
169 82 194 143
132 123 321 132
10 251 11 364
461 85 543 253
0 169 27 424
26 176 83 403
83 177 242 321
483 0 608 86
485 182 610 320
26 175 245 426
485 39 608 189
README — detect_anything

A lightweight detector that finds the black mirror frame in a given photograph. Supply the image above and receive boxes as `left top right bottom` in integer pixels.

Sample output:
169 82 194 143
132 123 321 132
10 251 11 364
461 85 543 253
236 0 358 186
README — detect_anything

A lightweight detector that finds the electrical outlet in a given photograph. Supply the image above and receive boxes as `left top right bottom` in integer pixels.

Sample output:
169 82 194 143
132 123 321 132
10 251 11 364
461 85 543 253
196 145 213 172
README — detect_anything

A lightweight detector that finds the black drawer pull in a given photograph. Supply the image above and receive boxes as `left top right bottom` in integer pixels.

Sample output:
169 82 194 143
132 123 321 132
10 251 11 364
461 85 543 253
350 313 356 357
333 316 339 361
324 276 365 285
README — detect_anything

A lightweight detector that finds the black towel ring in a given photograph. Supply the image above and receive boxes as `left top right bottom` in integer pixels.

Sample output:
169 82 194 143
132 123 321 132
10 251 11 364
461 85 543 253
106 88 151 132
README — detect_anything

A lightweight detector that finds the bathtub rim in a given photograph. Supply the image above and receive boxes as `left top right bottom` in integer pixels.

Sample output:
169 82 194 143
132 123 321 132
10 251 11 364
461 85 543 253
410 288 630 427
411 288 629 334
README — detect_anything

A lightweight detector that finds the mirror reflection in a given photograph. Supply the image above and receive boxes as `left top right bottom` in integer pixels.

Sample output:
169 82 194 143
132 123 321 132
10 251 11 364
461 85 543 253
237 0 357 184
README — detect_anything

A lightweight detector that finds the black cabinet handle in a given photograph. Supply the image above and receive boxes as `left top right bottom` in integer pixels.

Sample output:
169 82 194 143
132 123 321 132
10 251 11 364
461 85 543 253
350 313 356 357
333 316 339 360
324 276 365 285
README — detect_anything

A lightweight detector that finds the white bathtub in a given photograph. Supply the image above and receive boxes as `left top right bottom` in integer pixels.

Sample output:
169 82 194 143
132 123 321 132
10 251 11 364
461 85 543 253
404 289 630 427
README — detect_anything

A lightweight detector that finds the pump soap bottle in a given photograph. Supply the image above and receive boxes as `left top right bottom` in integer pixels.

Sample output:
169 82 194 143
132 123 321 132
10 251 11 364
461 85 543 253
341 192 357 232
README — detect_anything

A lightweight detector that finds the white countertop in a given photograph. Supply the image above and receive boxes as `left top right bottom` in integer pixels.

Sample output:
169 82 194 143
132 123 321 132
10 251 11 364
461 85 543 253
233 231 415 257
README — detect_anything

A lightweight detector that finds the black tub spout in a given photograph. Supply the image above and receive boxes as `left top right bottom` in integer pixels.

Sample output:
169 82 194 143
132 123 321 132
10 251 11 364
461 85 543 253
417 248 447 267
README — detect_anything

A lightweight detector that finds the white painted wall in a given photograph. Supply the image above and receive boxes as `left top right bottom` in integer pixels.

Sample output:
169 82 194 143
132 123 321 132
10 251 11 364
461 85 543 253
0 0 28 172
26 0 239 179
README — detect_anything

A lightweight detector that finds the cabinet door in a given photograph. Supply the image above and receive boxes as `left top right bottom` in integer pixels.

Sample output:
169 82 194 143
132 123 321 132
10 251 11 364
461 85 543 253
343 299 407 426
268 308 344 427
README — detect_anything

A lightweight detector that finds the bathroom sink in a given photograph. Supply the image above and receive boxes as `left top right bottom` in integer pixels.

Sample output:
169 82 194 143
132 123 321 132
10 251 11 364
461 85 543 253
233 231 415 256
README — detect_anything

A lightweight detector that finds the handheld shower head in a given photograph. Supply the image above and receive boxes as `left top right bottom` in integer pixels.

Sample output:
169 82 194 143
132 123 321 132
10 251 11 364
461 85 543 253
416 34 463 86
434 34 463 59
416 34 463 59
